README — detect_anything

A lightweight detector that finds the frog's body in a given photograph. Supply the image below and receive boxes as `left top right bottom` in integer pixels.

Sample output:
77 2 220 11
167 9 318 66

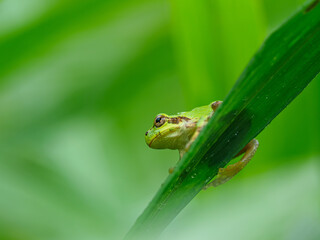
145 104 213 155
145 101 259 189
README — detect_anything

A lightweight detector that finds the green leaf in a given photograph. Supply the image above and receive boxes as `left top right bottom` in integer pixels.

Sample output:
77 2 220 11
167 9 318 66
125 1 320 238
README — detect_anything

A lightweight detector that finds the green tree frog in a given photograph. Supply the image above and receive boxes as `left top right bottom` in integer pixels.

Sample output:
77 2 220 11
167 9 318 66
145 101 259 189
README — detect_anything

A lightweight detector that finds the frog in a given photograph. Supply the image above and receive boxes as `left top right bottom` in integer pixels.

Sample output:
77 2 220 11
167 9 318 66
145 101 259 189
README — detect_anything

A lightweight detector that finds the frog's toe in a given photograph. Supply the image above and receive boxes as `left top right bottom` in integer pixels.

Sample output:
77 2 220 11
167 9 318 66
211 101 223 111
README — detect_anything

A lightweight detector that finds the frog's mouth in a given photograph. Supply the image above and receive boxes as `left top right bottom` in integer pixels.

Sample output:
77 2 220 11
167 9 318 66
148 127 180 148
148 133 160 147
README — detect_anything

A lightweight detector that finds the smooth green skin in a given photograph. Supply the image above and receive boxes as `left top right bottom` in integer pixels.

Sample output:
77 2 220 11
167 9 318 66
145 103 213 156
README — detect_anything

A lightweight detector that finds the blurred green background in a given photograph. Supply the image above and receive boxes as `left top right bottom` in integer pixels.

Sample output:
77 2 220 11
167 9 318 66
0 0 319 239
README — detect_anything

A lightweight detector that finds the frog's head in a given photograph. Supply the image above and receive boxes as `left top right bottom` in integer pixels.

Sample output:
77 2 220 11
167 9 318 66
145 114 194 150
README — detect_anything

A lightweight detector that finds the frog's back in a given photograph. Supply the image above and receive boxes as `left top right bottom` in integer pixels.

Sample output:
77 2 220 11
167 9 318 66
176 103 212 119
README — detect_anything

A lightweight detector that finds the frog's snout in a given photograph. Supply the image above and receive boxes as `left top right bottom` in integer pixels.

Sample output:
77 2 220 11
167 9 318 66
145 131 152 147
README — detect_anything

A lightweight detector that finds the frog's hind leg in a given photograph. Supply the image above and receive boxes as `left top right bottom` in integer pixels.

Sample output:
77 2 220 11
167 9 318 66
203 139 259 190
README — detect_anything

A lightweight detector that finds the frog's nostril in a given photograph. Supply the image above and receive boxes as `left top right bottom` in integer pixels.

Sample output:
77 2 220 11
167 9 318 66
145 131 149 136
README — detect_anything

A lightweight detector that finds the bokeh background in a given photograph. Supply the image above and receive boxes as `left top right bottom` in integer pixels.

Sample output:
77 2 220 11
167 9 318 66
0 0 319 239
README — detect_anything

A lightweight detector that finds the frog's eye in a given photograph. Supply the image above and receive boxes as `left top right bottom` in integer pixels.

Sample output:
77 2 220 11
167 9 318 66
154 115 166 128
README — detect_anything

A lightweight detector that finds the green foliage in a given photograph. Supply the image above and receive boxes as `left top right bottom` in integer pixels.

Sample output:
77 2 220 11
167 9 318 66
0 0 319 240
126 1 320 238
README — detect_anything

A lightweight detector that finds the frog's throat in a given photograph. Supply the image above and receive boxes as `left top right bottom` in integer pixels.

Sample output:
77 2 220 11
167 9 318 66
148 126 181 147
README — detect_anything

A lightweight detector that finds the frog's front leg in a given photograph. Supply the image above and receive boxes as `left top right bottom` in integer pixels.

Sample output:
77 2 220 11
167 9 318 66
184 117 208 153
169 118 207 174
184 101 223 153
203 139 259 189
169 101 222 174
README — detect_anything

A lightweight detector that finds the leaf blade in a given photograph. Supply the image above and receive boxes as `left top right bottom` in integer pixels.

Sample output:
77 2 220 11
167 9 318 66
126 1 320 238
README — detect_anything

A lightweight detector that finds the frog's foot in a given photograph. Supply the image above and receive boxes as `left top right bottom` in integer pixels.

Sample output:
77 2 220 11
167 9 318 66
211 101 222 112
203 139 259 190
168 167 175 174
